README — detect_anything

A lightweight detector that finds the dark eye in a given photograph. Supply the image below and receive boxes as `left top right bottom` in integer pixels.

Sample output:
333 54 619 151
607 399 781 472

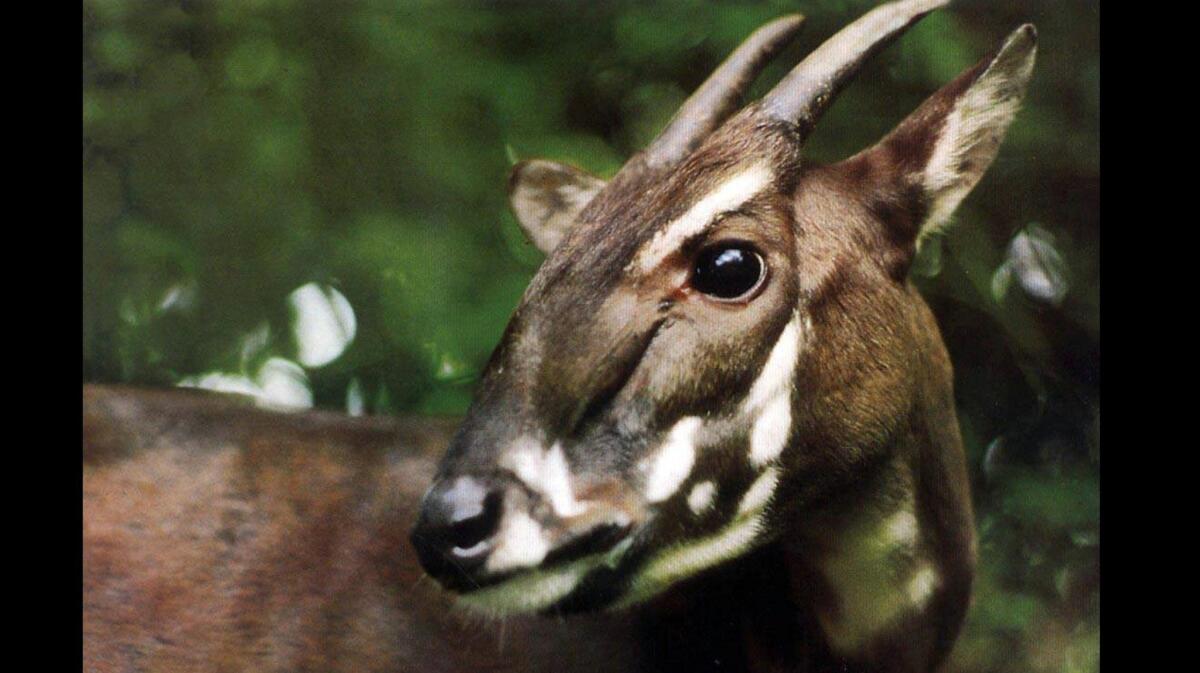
691 244 766 300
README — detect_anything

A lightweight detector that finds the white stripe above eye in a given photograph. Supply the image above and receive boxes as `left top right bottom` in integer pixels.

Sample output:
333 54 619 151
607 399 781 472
636 162 774 272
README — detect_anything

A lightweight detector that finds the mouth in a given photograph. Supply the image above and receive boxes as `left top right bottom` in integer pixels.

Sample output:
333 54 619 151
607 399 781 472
443 519 631 593
542 519 632 569
452 522 640 616
406 476 644 612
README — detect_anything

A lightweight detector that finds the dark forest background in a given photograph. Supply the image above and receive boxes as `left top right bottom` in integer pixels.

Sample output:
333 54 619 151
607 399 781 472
82 1 1099 671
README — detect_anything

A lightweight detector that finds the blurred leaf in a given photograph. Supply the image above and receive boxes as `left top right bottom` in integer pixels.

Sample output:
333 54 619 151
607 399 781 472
998 468 1099 530
1000 223 1070 307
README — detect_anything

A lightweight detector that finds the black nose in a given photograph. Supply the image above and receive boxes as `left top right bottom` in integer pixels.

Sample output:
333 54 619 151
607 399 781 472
410 476 505 590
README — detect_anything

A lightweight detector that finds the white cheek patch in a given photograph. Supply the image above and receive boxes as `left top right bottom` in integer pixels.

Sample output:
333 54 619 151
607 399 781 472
636 162 774 272
641 416 702 503
686 481 717 515
605 316 808 608
616 453 784 608
501 438 588 518
749 397 792 467
615 510 766 610
742 313 806 467
736 466 781 517
459 533 636 617
485 509 551 574
743 314 803 411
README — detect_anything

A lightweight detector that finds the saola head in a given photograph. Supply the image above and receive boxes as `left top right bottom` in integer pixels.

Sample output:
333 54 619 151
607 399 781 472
411 0 1035 615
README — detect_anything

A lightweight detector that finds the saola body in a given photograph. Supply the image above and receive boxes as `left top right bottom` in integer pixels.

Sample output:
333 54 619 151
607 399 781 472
84 2 1036 672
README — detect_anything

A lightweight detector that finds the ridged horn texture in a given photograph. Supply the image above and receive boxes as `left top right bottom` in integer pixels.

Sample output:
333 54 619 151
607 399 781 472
761 0 949 137
640 14 806 170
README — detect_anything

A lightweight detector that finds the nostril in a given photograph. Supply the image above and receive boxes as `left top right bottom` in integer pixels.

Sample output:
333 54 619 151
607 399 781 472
412 476 513 588
448 491 502 554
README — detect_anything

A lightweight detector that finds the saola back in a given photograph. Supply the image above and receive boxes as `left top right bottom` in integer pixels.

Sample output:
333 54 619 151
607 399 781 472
83 385 646 673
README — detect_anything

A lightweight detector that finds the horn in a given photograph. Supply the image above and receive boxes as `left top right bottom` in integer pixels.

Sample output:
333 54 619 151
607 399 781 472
641 14 806 170
761 0 948 136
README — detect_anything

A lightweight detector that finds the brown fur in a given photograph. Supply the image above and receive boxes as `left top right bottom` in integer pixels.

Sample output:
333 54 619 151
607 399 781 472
83 385 646 673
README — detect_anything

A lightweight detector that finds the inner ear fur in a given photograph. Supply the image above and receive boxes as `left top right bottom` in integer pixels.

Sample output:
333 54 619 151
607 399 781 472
508 159 607 255
846 24 1037 256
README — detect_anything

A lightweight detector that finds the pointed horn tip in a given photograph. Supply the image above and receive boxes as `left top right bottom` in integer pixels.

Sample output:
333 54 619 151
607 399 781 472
769 13 806 30
911 0 952 13
899 0 953 23
758 0 952 128
878 0 951 16
747 13 806 43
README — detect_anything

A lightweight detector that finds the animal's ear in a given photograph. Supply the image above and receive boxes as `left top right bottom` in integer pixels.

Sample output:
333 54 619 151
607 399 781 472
857 24 1037 250
507 159 607 255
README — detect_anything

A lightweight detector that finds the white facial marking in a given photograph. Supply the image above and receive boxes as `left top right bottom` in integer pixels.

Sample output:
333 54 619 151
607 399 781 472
750 397 792 467
504 436 547 487
743 314 802 410
605 537 635 568
459 532 637 617
743 313 805 466
617 451 783 609
642 416 702 503
636 162 774 272
502 437 588 518
541 443 587 517
616 511 766 609
687 481 717 515
485 509 550 574
737 466 781 517
906 565 939 606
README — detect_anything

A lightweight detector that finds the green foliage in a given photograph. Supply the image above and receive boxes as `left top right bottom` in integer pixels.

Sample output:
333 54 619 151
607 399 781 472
82 1 1098 671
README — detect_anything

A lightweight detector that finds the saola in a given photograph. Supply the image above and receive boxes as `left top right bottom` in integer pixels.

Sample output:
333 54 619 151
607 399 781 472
83 1 1036 671
412 0 1036 669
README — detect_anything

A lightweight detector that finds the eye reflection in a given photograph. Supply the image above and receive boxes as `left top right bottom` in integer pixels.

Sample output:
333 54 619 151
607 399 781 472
690 244 765 300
